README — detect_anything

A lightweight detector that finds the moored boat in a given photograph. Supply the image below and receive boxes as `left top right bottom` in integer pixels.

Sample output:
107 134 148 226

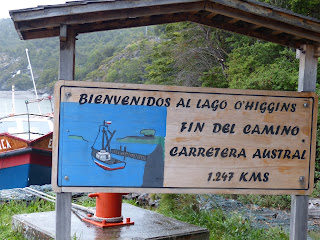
0 97 53 190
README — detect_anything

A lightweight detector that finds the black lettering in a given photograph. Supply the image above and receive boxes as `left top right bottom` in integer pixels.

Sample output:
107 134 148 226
79 94 88 104
165 98 171 107
156 98 164 107
189 147 197 157
277 149 283 159
221 148 228 158
180 122 188 132
245 101 254 110
214 148 220 157
186 99 191 108
194 122 205 132
234 101 242 110
103 95 113 104
254 101 260 110
292 150 301 159
121 96 130 105
196 99 201 108
229 148 237 158
220 100 227 109
130 96 140 105
211 100 219 111
88 94 93 103
243 125 251 134
283 150 291 159
291 126 299 136
281 103 290 111
197 148 206 157
251 125 260 134
263 172 269 182
229 124 236 134
212 123 222 133
267 102 275 113
147 97 155 106
113 96 121 105
261 125 275 135
280 126 291 135
202 99 210 108
206 148 213 157
179 147 188 157
239 172 248 182
94 95 102 104
141 97 146 105
216 172 221 181
222 124 231 133
252 149 261 158
170 147 178 156
238 148 246 158
176 98 186 108
249 172 262 182
262 149 270 158
260 102 267 113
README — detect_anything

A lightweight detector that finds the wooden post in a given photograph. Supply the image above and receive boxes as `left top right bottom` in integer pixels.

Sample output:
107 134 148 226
290 44 318 240
59 24 76 80
56 24 76 240
56 192 72 240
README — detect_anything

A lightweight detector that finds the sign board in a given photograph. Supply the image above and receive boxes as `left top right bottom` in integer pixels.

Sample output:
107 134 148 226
53 80 317 195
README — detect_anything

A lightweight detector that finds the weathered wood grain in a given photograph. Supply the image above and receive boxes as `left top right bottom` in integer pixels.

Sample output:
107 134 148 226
53 80 317 195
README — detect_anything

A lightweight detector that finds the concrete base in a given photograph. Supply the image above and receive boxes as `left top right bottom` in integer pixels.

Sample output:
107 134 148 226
12 203 209 239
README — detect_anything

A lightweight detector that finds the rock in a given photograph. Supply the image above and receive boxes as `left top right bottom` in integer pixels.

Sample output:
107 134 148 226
308 198 320 219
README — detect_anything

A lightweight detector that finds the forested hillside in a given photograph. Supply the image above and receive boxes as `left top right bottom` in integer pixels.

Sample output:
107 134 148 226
0 0 319 93
0 18 149 91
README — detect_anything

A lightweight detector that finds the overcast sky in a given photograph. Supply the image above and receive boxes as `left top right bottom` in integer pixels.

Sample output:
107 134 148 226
0 0 79 19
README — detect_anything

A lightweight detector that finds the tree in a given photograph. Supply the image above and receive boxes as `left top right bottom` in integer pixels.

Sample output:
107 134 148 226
227 42 299 91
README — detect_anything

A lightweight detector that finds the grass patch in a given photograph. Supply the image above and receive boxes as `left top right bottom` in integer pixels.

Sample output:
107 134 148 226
0 199 55 240
4 194 318 240
223 194 291 210
155 194 289 240
309 231 320 240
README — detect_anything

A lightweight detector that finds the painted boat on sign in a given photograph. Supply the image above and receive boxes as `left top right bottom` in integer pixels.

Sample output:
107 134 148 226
91 121 127 171
0 97 53 190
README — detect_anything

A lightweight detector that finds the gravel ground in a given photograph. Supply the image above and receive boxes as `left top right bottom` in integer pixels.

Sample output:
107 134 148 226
1 185 320 235
197 194 320 232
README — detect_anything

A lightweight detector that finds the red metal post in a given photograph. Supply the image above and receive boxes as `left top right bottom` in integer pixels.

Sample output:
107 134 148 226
83 193 134 228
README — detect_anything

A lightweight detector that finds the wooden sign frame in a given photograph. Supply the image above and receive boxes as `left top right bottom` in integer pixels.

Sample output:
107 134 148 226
53 80 317 195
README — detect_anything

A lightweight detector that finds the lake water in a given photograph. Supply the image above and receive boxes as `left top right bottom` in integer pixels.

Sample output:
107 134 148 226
0 91 54 117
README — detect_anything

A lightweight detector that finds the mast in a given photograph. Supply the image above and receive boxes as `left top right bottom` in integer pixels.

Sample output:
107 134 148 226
11 85 15 115
25 48 41 114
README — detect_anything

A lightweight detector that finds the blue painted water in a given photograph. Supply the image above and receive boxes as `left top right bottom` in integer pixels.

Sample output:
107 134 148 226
58 102 167 187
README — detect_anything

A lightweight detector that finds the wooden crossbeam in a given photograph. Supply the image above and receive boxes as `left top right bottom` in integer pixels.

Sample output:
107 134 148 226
189 14 305 49
227 18 240 24
271 30 283 35
205 2 320 44
16 2 205 32
315 47 320 58
205 12 218 19
250 24 262 30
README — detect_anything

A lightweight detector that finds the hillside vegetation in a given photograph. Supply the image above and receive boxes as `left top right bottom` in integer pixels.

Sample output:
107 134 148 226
0 0 319 92
1 0 320 184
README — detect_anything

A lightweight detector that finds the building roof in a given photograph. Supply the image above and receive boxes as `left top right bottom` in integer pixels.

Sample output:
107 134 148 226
10 0 320 51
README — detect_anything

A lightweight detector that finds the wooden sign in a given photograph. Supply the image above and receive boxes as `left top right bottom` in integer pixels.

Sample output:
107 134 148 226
53 80 317 195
